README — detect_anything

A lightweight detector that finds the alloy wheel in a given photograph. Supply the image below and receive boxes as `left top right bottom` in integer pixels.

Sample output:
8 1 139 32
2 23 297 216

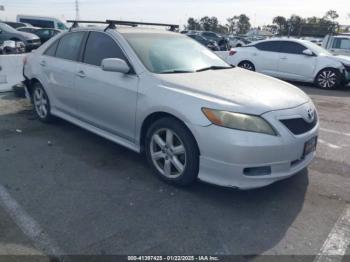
317 70 338 89
239 62 254 71
33 87 48 119
150 128 187 179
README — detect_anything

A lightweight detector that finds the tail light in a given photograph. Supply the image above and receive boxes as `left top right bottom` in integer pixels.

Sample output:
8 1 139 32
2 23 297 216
229 50 237 56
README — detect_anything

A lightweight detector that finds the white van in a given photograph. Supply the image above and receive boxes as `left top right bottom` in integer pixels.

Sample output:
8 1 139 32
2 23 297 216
16 15 68 30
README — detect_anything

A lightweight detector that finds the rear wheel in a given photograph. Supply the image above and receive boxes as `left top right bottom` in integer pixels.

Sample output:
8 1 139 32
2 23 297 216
238 61 255 71
315 68 342 89
145 117 199 186
32 83 54 123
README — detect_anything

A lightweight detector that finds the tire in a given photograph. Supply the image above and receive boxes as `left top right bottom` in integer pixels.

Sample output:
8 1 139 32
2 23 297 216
145 117 199 187
236 44 242 47
32 82 54 123
315 68 342 89
238 61 255 71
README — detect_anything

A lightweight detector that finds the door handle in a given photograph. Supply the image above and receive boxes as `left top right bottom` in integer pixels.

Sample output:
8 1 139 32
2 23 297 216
76 70 86 78
40 61 46 67
281 57 288 60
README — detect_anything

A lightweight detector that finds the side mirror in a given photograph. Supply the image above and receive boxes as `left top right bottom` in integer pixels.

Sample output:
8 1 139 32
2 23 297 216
101 58 130 74
303 49 314 56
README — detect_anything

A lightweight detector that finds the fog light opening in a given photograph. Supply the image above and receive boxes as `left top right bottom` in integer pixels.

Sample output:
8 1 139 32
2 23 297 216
243 166 271 177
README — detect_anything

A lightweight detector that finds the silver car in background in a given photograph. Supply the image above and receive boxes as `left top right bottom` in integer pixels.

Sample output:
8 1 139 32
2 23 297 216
23 23 318 189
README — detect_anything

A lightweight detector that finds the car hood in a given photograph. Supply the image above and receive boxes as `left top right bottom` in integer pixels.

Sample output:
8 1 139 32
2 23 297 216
327 55 350 65
157 68 310 115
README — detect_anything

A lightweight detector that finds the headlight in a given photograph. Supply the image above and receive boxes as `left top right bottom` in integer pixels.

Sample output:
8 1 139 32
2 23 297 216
202 108 277 136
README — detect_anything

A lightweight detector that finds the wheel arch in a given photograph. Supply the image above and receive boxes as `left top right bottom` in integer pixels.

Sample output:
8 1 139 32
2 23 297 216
314 67 342 81
139 111 200 155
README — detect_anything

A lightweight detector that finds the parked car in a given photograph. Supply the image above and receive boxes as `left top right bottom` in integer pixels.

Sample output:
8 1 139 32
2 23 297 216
3 21 31 29
228 36 251 48
322 35 350 56
17 15 68 30
0 22 41 51
227 39 350 89
24 23 318 189
187 34 220 51
18 27 62 44
197 31 229 51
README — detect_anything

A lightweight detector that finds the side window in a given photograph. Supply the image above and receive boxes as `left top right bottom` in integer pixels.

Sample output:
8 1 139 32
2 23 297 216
280 42 307 55
44 40 59 57
55 32 85 61
255 41 281 52
333 38 350 49
83 32 127 67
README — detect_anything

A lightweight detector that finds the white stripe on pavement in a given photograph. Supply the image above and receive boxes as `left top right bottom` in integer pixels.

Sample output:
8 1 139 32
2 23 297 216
320 128 350 137
0 184 63 260
314 205 350 262
318 139 342 149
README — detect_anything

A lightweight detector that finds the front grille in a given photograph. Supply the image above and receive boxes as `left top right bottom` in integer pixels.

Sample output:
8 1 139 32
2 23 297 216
280 113 318 135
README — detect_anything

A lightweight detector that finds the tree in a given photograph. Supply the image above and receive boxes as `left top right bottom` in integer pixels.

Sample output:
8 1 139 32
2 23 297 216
287 15 304 36
234 14 251 34
324 10 339 21
226 17 236 34
273 16 287 35
186 17 200 30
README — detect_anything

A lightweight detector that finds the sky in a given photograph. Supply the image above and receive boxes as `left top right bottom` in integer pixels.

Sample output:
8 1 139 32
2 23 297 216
0 0 349 28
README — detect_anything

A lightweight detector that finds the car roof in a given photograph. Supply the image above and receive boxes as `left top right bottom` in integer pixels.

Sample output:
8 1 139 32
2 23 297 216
248 38 309 46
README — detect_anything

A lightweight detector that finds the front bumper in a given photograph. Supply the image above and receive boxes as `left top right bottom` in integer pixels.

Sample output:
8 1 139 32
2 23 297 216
189 103 319 189
342 65 350 83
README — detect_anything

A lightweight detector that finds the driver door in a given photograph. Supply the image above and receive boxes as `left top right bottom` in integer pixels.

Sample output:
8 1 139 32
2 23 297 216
277 41 316 81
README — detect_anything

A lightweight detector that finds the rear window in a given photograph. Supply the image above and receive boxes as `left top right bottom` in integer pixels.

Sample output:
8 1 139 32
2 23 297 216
255 41 281 52
55 32 85 61
44 40 59 57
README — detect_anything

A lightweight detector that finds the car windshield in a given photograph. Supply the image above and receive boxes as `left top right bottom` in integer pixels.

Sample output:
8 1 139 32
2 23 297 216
57 22 68 30
123 33 230 74
303 41 332 56
0 22 18 33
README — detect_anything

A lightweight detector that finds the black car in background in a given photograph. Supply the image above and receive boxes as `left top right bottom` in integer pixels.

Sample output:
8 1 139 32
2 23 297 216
17 27 62 44
187 34 220 51
197 31 229 51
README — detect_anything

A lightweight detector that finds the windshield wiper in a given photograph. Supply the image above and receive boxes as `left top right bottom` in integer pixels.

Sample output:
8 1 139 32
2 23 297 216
196 66 232 72
159 70 194 74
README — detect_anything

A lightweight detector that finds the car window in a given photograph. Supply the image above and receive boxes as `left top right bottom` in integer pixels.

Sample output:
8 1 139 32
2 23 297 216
55 32 85 61
280 41 307 55
44 40 59 57
19 18 54 28
57 22 68 30
124 33 229 74
255 41 281 52
333 38 350 50
83 32 127 67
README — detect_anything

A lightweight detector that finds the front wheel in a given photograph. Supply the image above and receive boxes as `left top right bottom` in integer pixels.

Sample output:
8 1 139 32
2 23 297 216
315 68 342 89
238 61 255 71
145 117 199 186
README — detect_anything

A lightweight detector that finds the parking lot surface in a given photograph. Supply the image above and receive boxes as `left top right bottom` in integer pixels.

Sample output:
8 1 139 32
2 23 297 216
0 84 350 260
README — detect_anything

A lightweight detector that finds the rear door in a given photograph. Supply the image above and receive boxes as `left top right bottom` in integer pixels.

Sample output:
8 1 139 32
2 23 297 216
252 41 282 76
74 31 139 142
40 31 86 116
277 41 316 81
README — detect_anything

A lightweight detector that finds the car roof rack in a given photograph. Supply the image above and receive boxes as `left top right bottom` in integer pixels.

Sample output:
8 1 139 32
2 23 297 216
66 20 179 32
66 20 106 31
